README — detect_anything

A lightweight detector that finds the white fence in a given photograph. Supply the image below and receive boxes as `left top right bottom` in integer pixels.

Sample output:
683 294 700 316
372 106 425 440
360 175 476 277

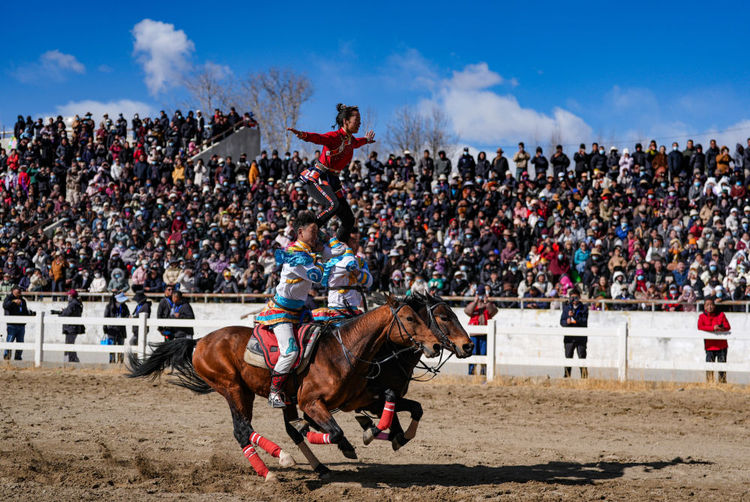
438 320 750 381
0 313 747 382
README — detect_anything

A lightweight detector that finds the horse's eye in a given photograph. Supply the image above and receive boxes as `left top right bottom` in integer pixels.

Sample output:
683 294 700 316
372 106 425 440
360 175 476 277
440 316 450 321
406 316 415 322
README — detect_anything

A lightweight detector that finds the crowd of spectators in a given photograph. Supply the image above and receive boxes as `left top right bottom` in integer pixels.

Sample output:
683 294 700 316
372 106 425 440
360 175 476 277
2 108 750 311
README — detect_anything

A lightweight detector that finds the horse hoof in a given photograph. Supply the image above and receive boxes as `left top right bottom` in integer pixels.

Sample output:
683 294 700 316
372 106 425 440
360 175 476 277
363 427 377 445
265 471 279 483
392 433 407 451
278 450 296 468
315 464 331 479
341 448 357 460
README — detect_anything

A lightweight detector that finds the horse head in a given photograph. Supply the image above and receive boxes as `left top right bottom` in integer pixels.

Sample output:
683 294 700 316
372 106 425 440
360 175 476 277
406 293 474 359
382 293 442 358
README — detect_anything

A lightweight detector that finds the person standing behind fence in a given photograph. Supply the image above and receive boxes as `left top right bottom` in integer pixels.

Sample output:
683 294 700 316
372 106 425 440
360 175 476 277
157 284 175 340
51 290 84 363
104 293 130 363
560 288 589 379
3 285 34 361
129 288 152 346
464 286 498 375
169 290 194 339
698 298 730 383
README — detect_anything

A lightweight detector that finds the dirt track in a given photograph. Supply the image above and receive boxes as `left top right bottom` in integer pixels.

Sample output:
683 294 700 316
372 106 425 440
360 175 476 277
1 368 749 501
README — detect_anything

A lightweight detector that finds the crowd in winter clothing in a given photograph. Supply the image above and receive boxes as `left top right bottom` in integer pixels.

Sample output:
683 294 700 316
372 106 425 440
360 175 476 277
2 109 750 310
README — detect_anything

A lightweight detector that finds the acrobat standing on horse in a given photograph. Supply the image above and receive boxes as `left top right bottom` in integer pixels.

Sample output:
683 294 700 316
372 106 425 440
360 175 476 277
256 211 323 408
288 103 375 242
313 229 373 323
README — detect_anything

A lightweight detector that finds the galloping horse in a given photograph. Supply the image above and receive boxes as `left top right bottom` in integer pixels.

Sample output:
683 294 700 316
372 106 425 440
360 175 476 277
127 295 443 481
301 293 474 450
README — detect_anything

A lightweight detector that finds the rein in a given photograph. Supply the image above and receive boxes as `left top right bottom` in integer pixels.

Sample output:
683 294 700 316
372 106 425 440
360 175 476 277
332 303 424 378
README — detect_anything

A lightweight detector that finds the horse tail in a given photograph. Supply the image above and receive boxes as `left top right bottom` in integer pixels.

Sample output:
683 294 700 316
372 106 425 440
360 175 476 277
126 339 214 395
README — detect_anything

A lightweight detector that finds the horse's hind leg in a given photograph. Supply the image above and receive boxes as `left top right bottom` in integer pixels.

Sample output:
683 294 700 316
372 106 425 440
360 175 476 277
229 407 276 482
301 399 357 460
283 406 330 478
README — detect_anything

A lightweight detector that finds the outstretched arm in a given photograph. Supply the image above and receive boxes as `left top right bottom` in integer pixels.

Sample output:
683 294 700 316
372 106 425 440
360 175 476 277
353 130 376 148
287 128 338 148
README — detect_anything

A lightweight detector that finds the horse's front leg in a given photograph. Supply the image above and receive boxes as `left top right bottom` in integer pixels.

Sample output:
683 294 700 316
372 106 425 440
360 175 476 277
301 399 357 460
391 397 423 451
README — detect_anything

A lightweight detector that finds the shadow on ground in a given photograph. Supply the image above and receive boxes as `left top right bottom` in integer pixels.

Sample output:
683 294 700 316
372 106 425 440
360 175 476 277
307 457 711 489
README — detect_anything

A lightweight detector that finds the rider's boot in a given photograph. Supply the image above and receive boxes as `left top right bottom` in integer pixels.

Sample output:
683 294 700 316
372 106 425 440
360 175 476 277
268 371 289 408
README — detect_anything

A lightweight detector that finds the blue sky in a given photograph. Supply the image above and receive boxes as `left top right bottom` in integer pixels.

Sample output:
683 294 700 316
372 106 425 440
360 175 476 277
2 0 749 155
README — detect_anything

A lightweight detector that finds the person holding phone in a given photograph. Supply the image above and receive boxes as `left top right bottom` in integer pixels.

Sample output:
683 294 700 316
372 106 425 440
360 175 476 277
464 285 498 375
560 288 589 378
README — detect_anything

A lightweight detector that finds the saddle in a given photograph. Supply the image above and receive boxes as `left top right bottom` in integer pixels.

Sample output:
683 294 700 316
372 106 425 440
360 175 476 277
243 323 322 374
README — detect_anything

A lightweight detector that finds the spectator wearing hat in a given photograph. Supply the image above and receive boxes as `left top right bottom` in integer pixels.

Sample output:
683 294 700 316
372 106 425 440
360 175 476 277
3 285 35 361
130 288 152 346
104 293 130 363
560 288 589 378
491 148 509 179
698 298 730 383
157 284 175 340
51 290 84 363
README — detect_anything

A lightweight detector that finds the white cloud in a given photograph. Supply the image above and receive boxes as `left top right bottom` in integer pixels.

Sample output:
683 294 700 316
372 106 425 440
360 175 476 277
132 19 194 95
97 64 114 73
424 62 592 147
12 50 85 83
448 63 503 90
51 99 155 124
202 61 232 80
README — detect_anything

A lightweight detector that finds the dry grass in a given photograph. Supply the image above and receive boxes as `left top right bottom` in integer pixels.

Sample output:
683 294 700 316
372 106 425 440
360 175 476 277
429 373 750 393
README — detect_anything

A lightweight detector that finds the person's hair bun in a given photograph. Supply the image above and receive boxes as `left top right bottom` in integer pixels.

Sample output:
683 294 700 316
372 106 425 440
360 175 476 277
336 103 346 113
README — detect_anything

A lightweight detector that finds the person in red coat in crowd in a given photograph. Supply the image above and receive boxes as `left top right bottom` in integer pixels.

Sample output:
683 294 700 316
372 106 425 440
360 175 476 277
697 298 730 383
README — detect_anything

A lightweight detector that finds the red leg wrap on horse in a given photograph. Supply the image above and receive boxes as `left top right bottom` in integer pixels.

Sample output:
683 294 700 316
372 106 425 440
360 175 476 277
376 401 396 431
250 432 281 458
242 445 269 477
306 431 331 444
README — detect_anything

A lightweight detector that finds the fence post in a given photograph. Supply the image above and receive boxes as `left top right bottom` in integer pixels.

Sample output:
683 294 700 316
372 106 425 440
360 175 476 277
617 322 628 382
486 319 496 382
138 312 148 358
34 311 45 368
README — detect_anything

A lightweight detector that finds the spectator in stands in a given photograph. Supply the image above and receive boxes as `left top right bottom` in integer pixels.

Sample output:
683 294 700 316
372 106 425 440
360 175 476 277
464 286 498 375
698 297 730 383
560 288 589 378
3 285 34 360
129 288 151 346
104 293 130 363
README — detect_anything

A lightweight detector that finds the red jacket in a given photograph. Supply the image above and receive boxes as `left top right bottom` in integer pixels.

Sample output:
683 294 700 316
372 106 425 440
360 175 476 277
299 128 368 174
698 310 730 350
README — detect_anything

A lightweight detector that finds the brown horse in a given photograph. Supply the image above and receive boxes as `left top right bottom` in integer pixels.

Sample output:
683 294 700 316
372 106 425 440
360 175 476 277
300 293 474 451
127 295 443 481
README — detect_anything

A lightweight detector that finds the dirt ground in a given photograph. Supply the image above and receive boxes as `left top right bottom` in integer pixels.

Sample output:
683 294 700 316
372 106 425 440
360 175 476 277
1 368 749 501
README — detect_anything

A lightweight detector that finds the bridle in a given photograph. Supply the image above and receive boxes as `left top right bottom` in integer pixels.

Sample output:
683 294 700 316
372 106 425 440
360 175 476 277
332 302 433 378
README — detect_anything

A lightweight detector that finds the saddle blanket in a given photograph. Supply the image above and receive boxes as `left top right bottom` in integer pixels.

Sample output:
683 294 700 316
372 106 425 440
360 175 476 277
243 323 322 373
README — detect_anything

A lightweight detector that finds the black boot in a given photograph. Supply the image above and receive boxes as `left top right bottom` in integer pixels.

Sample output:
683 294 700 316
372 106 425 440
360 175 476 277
268 372 289 408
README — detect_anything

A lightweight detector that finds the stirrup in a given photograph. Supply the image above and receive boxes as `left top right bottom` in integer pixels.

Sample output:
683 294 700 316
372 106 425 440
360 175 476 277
268 391 287 409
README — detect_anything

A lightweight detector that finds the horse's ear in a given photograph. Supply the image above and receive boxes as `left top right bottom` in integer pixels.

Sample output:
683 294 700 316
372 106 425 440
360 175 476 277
384 293 397 306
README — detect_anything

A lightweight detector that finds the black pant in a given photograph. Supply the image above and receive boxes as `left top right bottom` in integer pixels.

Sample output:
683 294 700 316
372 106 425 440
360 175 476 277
64 333 79 362
706 348 727 383
564 335 588 378
305 171 354 241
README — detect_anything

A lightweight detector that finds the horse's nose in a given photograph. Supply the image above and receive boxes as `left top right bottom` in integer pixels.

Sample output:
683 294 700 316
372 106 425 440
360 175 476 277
432 343 441 354
462 342 474 355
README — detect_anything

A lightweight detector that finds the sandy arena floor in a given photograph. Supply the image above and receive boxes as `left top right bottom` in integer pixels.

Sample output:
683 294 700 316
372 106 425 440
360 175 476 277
1 367 749 501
